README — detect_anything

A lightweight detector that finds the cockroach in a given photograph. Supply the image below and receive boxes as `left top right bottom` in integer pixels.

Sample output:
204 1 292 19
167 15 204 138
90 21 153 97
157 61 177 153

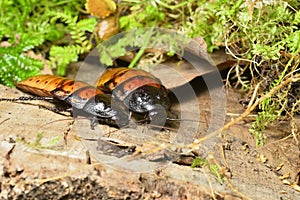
95 67 171 126
14 75 130 128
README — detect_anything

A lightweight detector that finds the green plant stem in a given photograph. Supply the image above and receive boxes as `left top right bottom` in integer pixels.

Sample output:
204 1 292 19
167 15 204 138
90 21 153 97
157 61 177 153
128 28 154 68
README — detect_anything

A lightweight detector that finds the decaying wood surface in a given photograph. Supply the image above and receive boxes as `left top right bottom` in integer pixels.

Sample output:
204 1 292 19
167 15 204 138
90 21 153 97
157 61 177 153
1 81 299 199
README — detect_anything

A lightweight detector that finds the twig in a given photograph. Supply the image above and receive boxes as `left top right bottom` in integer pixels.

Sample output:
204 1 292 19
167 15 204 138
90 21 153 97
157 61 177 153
246 81 262 109
225 36 258 65
222 74 300 133
190 73 300 146
22 173 70 184
0 118 10 125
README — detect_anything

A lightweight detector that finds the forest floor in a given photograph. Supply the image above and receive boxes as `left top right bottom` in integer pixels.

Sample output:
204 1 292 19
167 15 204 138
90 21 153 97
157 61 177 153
0 54 299 199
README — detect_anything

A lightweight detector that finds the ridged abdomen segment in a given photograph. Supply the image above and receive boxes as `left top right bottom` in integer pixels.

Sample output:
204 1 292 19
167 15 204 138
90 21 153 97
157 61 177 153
96 68 160 92
62 86 105 109
16 75 95 96
15 75 66 97
96 68 171 113
15 75 105 109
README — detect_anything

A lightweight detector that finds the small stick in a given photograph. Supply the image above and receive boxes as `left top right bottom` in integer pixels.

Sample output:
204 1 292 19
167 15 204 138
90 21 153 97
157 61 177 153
191 74 300 146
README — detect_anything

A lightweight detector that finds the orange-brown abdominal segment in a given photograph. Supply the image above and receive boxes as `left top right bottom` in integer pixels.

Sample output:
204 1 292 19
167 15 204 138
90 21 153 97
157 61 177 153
113 76 164 101
96 68 129 92
52 81 103 100
75 87 104 99
16 75 77 96
96 67 160 92
16 75 104 100
15 75 64 97
60 86 106 109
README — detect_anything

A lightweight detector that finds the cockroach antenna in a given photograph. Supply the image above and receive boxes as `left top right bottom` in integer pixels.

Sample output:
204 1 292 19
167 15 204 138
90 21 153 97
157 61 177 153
166 117 205 123
0 96 54 102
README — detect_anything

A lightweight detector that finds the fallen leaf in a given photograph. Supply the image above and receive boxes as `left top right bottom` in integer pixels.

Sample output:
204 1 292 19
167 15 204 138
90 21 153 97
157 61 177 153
85 0 116 18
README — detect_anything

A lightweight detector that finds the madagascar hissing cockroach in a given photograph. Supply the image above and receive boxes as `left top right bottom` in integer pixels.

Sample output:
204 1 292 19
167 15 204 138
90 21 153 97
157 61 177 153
96 67 171 126
14 75 130 128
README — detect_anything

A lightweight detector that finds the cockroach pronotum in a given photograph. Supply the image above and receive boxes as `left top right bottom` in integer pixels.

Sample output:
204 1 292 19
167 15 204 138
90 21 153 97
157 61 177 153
95 67 171 126
14 75 130 128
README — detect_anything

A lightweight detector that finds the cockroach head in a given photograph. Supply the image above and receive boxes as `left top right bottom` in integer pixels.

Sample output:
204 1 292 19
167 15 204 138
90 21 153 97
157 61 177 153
84 95 130 127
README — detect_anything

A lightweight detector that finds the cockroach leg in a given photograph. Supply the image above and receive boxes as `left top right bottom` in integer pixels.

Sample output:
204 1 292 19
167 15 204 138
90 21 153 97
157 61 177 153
86 150 91 164
38 104 72 117
89 117 99 130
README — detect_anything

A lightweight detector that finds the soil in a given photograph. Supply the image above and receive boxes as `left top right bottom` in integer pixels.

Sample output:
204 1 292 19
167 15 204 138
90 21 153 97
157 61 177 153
0 60 299 199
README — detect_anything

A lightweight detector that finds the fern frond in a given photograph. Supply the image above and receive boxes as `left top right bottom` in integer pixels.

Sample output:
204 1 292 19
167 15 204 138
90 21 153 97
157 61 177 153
48 45 83 75
46 10 96 75
0 0 93 86
0 50 43 87
19 33 45 52
76 18 97 32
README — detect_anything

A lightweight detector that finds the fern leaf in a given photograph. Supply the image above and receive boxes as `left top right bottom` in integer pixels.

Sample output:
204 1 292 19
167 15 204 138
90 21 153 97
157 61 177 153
49 45 84 75
76 18 97 32
0 50 43 87
45 10 94 75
